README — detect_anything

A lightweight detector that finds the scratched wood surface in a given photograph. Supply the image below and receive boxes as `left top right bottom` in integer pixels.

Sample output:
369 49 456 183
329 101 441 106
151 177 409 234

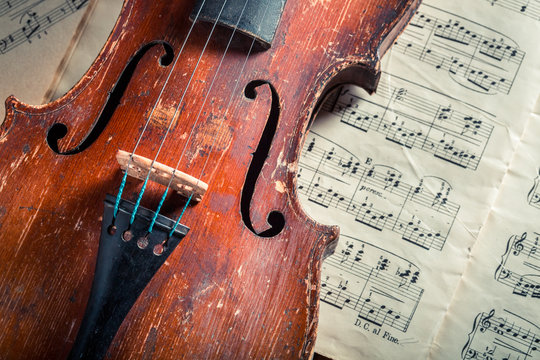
0 0 420 358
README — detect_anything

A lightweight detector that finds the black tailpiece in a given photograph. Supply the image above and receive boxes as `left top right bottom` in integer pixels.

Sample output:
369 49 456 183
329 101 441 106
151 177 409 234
68 194 189 360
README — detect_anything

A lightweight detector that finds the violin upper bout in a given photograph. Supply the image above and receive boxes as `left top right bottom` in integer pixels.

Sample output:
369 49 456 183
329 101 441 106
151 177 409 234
358 0 422 88
315 0 422 94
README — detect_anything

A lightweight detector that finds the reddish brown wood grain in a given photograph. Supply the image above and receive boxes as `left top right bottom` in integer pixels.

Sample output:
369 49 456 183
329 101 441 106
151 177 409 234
0 0 420 358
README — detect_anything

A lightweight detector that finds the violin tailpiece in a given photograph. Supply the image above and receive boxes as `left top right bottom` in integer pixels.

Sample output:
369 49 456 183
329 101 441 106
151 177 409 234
116 150 208 202
68 194 189 360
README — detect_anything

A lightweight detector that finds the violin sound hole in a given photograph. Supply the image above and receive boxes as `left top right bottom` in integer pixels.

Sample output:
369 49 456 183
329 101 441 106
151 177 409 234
240 80 285 238
46 41 174 155
46 123 68 154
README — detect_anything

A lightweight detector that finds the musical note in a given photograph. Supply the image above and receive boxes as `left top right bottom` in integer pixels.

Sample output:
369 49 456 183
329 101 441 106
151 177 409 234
462 309 540 360
324 74 494 171
298 133 459 251
485 0 540 22
393 5 525 95
528 169 540 210
21 11 40 40
320 235 424 333
495 232 540 299
0 0 89 55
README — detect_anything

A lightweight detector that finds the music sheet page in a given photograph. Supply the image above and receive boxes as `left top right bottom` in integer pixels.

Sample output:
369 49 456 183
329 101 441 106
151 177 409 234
0 0 91 111
429 113 540 360
300 1 540 358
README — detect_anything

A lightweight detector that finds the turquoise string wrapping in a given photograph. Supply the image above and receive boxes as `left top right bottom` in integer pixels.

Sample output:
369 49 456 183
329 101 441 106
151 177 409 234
169 193 193 238
130 176 150 224
113 170 129 219
147 188 169 233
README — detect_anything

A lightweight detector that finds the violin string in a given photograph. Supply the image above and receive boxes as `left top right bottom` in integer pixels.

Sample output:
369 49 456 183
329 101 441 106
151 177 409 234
112 0 209 220
146 0 252 234
168 0 273 238
128 0 233 227
117 0 232 226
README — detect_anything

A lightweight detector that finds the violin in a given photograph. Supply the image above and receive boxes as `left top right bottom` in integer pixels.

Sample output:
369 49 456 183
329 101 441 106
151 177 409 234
0 0 420 358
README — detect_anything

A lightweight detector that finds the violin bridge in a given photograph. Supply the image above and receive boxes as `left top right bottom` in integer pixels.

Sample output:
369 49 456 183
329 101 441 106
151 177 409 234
116 150 207 202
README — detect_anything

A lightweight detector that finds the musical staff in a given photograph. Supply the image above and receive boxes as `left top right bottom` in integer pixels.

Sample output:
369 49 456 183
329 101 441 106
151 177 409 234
485 0 540 22
461 309 540 360
298 133 459 251
0 0 30 17
495 232 540 299
0 0 88 55
394 5 525 94
323 75 494 171
321 235 424 333
528 169 540 210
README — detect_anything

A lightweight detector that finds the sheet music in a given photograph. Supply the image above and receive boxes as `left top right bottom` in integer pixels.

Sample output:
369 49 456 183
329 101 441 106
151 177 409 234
461 309 540 360
0 0 88 55
0 0 88 113
327 74 495 171
299 132 460 251
302 0 540 358
494 232 540 298
528 169 540 210
394 5 525 96
429 115 540 359
320 234 424 333
484 0 540 22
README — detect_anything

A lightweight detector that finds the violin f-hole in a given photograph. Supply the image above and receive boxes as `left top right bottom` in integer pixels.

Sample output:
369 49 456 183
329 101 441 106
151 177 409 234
240 80 285 238
47 41 174 155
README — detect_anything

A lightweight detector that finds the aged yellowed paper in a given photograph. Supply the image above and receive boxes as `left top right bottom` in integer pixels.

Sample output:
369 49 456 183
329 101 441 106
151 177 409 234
0 0 90 114
300 1 540 359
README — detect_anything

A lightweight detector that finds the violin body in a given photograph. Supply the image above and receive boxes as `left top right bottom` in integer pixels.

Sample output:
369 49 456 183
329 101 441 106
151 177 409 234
0 0 419 358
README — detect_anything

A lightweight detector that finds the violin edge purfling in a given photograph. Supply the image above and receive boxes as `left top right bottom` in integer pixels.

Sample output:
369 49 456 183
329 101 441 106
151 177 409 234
0 0 421 358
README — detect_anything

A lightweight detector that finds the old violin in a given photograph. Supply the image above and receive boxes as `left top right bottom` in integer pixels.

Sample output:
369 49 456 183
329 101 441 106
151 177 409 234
0 0 419 358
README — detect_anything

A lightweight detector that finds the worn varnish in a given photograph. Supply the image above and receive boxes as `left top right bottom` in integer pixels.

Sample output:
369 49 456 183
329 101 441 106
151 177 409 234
0 0 420 358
